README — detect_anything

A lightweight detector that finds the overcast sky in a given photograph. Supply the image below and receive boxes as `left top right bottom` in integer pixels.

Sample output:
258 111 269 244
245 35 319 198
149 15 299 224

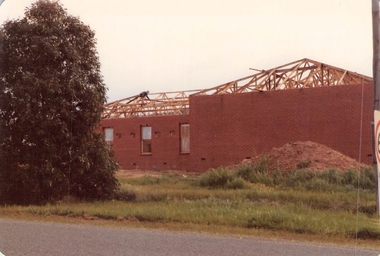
0 0 373 102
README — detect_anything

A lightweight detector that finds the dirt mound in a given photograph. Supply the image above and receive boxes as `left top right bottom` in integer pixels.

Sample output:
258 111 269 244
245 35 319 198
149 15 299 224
241 141 369 172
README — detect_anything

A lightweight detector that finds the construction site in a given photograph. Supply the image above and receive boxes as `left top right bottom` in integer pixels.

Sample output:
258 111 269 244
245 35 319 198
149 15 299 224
100 58 374 172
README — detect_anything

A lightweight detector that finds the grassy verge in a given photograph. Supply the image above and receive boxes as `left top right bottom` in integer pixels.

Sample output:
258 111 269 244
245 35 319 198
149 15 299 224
1 162 379 249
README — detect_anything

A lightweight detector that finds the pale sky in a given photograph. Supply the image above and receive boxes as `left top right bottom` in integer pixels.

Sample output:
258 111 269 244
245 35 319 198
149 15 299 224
0 0 373 102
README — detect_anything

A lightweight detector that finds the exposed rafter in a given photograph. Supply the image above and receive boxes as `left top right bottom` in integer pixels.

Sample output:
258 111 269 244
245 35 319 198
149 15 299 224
102 58 373 119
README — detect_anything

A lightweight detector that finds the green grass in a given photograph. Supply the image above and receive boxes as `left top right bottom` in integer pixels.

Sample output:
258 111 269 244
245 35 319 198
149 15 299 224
1 164 379 247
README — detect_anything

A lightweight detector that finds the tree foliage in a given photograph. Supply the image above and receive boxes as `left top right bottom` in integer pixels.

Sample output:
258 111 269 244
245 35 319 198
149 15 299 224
0 0 119 204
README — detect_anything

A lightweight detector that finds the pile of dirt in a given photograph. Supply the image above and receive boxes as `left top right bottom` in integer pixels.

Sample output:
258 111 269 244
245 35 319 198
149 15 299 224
241 141 369 172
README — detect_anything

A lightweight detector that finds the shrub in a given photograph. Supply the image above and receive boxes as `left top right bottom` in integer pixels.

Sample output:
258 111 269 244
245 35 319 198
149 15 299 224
342 168 358 185
199 168 234 188
236 165 254 181
252 155 270 174
236 157 273 186
284 169 316 188
359 167 376 190
304 178 332 192
272 169 284 186
341 167 376 191
226 177 247 189
318 169 342 185
251 172 274 186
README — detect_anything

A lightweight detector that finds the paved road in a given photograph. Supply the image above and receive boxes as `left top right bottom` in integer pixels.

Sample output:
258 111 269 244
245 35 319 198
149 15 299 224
0 218 378 256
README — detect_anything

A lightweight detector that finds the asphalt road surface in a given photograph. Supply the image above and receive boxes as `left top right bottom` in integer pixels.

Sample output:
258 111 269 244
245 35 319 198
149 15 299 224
0 218 379 256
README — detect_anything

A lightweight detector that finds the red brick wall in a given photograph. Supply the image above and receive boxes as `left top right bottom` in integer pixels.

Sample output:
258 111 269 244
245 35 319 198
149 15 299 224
101 115 191 171
189 83 374 172
101 83 373 173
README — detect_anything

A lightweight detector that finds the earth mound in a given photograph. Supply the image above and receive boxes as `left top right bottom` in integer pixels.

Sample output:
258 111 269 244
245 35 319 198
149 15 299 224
241 141 370 172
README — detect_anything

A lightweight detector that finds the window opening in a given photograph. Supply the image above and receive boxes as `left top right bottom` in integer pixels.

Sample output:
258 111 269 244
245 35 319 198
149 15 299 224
104 128 113 149
104 128 113 142
180 124 190 153
141 126 152 154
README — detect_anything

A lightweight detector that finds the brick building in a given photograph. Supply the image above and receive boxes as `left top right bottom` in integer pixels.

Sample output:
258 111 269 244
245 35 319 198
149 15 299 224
100 59 374 172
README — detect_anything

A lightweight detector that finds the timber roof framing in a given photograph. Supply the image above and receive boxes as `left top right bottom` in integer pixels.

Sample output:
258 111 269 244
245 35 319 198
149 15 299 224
102 58 373 119
194 58 372 95
102 90 200 119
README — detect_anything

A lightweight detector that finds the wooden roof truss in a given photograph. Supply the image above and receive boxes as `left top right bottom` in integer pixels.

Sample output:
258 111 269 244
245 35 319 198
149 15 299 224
102 90 200 119
194 58 372 95
103 58 372 119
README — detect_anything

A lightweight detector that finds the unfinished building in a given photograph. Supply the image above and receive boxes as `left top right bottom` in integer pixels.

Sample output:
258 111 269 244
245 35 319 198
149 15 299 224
100 58 374 172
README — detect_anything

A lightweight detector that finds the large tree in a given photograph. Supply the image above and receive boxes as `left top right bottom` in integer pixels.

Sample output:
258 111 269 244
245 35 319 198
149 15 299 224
0 0 119 204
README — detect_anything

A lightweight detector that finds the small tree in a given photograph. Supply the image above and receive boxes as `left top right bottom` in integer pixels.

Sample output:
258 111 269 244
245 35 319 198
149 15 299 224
0 0 119 204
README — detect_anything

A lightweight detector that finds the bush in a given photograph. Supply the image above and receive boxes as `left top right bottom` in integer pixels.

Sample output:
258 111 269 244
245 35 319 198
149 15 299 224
272 169 284 186
198 168 248 189
226 177 247 189
251 172 274 186
201 158 377 193
359 167 376 190
304 178 333 192
342 168 358 185
199 168 234 188
252 155 270 174
236 165 254 181
318 169 342 184
236 157 274 186
340 167 376 191
284 169 316 188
